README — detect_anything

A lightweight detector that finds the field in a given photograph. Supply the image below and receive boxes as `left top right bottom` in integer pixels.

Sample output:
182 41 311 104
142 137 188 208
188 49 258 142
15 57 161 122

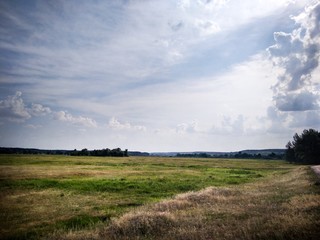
0 154 319 239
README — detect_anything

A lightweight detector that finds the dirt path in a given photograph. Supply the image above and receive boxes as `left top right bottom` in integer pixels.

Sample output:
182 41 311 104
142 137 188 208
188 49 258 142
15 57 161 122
311 165 320 179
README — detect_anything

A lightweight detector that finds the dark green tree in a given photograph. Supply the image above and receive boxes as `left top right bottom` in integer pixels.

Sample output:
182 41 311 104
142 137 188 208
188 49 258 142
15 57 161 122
285 141 295 162
285 129 320 164
80 148 89 156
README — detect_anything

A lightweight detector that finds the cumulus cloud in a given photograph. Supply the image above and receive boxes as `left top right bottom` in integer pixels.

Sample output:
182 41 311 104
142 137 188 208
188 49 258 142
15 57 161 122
222 115 245 134
266 104 320 134
0 91 98 129
268 2 320 112
211 115 246 135
108 117 146 131
289 110 320 128
0 91 52 122
304 110 320 127
176 120 199 134
0 91 31 122
30 103 51 116
275 91 319 111
266 106 290 133
194 19 220 36
54 111 97 128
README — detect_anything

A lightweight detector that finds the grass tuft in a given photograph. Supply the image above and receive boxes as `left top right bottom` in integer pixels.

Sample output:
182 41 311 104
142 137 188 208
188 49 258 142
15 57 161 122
102 212 176 239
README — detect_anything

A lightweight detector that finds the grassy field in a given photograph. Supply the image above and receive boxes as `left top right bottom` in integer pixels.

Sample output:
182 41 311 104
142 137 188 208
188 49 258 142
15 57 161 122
0 154 319 239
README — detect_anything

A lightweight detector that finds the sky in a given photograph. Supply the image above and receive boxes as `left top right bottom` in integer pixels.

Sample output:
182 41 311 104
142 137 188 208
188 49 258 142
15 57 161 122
0 0 320 152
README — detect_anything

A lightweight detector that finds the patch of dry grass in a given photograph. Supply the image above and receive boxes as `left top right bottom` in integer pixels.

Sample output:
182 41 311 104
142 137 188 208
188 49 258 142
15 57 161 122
0 189 116 239
98 166 320 240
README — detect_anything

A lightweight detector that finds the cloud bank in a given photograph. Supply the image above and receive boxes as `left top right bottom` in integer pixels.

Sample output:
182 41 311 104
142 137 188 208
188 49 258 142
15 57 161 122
0 92 97 128
268 2 320 112
54 111 97 128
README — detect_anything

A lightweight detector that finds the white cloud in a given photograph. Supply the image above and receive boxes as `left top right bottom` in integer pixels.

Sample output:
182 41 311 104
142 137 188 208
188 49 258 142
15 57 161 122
30 103 51 116
178 0 191 10
197 0 229 10
0 91 31 122
0 92 97 128
275 91 319 111
194 19 220 36
268 2 320 112
212 115 245 135
176 120 199 134
266 106 291 133
54 111 97 128
263 1 320 139
289 110 320 128
108 117 146 132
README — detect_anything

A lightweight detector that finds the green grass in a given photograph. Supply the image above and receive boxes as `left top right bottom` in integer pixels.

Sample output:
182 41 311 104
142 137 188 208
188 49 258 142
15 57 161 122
0 170 264 194
0 154 295 239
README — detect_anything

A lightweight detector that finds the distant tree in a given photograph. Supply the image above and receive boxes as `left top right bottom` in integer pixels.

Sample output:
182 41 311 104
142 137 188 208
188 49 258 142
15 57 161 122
70 149 78 156
111 148 124 157
80 148 89 156
285 129 320 164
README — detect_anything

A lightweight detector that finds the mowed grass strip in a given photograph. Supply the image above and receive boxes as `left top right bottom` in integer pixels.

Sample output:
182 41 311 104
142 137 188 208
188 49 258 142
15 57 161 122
100 166 320 240
0 154 294 239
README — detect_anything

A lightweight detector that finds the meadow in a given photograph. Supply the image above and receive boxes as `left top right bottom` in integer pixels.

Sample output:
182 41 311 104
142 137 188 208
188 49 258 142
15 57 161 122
0 154 319 239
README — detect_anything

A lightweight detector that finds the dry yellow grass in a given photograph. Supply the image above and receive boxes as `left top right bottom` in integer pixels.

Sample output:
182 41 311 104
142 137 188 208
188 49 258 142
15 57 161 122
0 165 147 180
97 166 320 240
0 189 114 238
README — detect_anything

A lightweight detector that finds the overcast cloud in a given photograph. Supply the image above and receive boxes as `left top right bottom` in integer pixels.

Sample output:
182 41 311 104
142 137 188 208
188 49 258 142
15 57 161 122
0 0 319 152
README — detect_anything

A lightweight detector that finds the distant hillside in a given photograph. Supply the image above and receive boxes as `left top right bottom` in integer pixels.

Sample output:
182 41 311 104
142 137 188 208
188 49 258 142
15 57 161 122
151 149 285 160
239 149 286 155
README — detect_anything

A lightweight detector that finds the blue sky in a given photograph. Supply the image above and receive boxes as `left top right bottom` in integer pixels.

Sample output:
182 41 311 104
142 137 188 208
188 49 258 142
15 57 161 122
0 0 319 152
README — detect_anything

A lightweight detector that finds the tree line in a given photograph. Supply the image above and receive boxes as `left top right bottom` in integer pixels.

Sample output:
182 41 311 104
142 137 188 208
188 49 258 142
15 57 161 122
176 152 284 160
285 129 320 164
70 148 128 157
0 147 128 157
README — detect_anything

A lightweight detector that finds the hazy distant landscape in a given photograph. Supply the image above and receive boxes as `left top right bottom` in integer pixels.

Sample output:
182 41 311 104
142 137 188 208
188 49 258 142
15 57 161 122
0 147 286 159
